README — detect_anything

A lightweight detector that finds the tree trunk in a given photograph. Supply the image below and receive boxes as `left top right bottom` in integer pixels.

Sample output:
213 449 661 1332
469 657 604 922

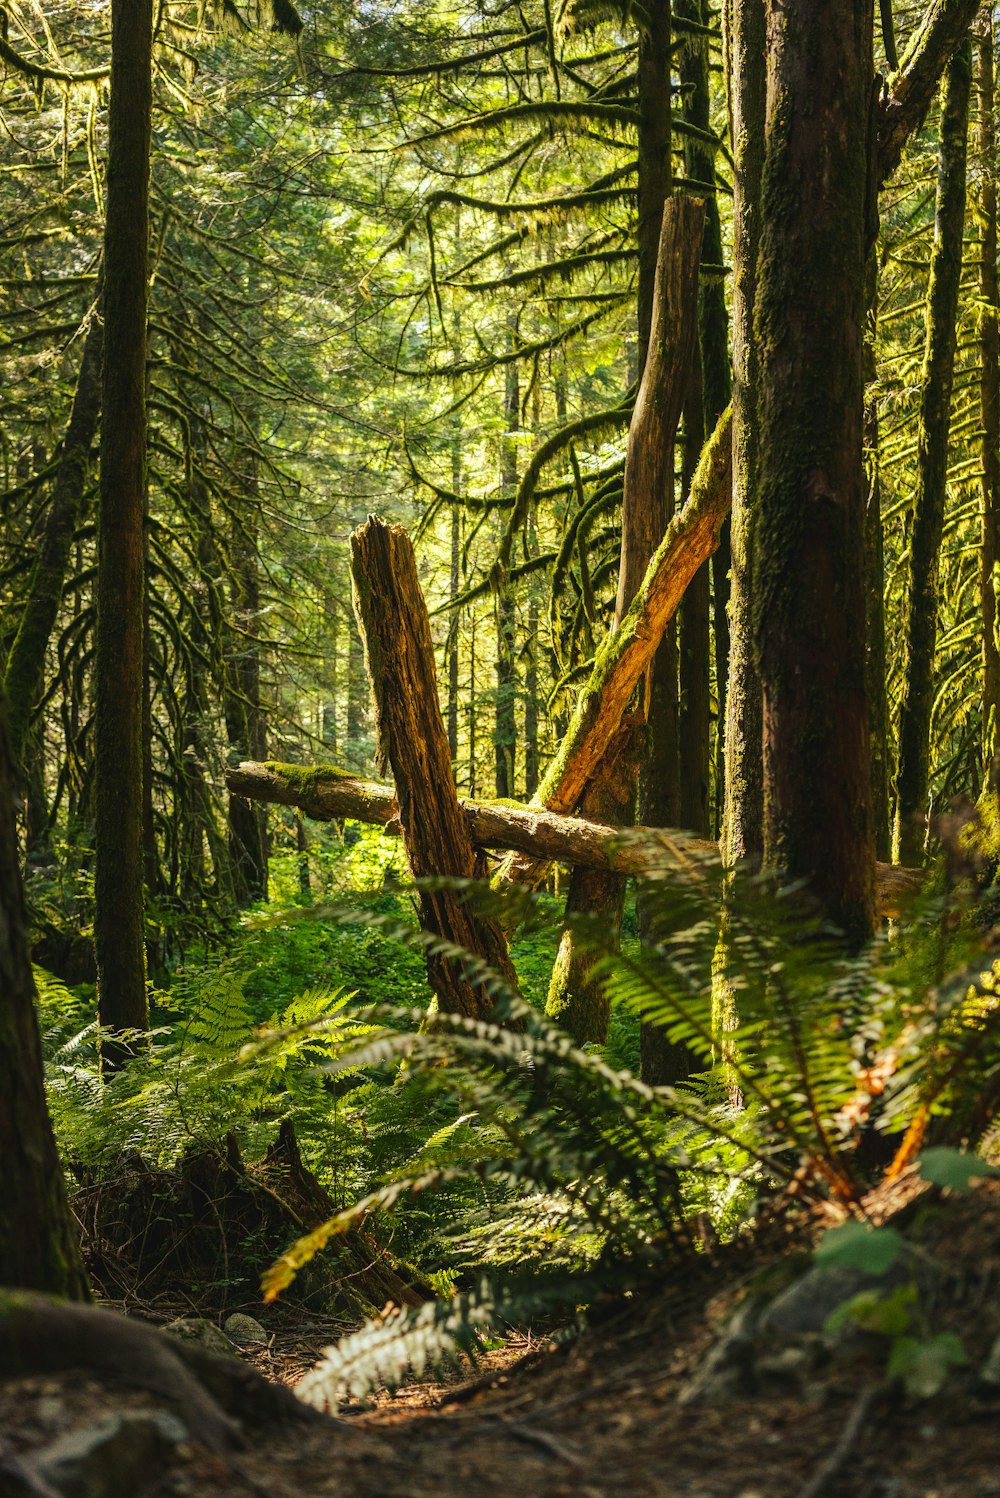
677 0 728 840
350 518 521 1020
224 497 268 905
865 401 892 862
448 506 460 762
545 197 704 1042
4 306 102 766
0 694 89 1298
678 362 711 836
346 608 368 773
895 38 971 864
524 531 541 798
754 0 876 944
723 0 765 869
495 345 519 799
94 0 153 1062
976 12 1000 771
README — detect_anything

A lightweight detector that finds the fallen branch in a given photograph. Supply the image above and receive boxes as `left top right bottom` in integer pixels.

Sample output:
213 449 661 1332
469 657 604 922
225 761 921 918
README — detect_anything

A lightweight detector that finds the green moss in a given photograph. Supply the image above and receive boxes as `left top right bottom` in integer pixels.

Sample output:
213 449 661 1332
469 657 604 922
545 929 611 1044
265 761 356 789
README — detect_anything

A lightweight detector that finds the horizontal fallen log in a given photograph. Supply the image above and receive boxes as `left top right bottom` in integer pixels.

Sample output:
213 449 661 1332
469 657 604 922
225 761 922 917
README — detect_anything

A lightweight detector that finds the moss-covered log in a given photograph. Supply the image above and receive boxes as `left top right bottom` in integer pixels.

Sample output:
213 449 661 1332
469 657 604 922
350 518 521 1020
225 761 920 917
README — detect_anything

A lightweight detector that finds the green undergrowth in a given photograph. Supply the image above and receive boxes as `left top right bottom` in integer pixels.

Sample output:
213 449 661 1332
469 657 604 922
31 823 1000 1409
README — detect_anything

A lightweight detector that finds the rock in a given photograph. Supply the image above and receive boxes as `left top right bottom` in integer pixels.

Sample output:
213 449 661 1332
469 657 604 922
222 1314 268 1347
30 1411 188 1498
677 1304 760 1406
162 1318 237 1359
756 1266 874 1339
678 1266 880 1406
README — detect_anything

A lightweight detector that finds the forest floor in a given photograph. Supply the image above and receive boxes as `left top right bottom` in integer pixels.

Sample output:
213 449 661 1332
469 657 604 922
4 1178 1000 1497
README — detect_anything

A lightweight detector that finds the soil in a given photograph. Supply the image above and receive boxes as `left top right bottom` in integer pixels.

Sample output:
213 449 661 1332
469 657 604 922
3 1178 1000 1498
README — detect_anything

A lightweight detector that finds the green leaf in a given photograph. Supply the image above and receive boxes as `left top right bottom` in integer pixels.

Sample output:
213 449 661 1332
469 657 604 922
815 1221 903 1276
887 1333 966 1400
917 1148 1000 1193
824 1283 916 1338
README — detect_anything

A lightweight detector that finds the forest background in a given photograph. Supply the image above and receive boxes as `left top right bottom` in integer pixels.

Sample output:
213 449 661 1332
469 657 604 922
3 0 1000 1424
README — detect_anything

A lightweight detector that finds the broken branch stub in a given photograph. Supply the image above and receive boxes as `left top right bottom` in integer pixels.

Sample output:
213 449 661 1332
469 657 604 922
349 517 521 1020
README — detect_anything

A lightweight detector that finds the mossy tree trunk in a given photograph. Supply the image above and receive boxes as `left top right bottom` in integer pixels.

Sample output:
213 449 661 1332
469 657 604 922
723 0 765 870
4 305 102 767
546 196 704 1045
351 518 521 1021
895 39 971 864
864 258 892 861
495 324 519 800
224 494 268 906
635 0 680 848
676 0 729 839
753 0 877 943
0 691 89 1299
976 11 1000 771
94 0 153 1064
448 506 461 762
178 418 215 903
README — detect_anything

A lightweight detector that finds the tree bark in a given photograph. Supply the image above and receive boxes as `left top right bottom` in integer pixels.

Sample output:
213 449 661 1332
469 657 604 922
0 696 89 1299
976 11 1000 770
723 0 765 869
94 0 153 1060
495 320 519 800
754 0 877 944
895 39 971 863
224 494 268 905
226 760 921 917
350 518 521 1020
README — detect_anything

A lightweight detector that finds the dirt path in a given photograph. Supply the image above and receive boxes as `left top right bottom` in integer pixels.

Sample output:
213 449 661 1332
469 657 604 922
4 1184 1000 1497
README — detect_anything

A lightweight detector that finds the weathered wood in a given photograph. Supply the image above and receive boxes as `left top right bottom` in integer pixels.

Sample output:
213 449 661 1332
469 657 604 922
349 517 520 1020
225 761 920 918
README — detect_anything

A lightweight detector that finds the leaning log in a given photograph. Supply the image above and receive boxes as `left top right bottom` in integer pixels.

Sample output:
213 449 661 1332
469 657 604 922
349 517 521 1020
493 401 733 895
225 761 922 919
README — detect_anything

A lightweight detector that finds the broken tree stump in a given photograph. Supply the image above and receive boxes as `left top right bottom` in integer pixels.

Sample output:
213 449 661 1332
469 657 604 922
349 516 521 1021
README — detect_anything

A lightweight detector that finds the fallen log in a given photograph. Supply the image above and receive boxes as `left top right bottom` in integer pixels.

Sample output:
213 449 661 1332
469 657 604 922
224 760 922 918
